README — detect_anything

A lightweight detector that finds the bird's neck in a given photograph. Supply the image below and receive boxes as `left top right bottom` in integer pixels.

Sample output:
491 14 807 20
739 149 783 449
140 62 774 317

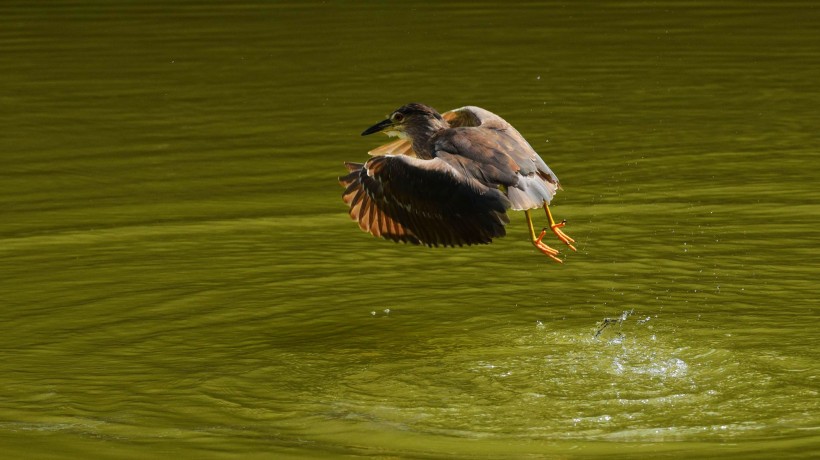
407 120 449 159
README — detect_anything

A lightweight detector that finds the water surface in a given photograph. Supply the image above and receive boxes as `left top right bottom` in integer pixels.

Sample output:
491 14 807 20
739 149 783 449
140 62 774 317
1 1 818 458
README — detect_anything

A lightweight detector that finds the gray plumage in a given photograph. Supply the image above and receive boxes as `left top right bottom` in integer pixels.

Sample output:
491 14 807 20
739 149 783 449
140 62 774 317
341 103 562 247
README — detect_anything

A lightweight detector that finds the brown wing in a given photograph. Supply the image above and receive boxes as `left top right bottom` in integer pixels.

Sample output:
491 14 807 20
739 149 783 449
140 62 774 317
339 155 510 247
443 107 483 128
367 138 416 157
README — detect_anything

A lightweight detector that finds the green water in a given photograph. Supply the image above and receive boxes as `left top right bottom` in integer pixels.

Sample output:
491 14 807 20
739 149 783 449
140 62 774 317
1 1 818 458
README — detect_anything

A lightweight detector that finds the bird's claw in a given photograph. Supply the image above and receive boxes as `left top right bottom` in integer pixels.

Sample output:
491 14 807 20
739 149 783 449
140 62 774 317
534 231 563 264
526 206 576 263
545 221 577 252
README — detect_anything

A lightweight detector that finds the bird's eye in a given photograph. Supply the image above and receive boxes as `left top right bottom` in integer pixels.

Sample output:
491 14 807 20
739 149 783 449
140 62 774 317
391 113 404 122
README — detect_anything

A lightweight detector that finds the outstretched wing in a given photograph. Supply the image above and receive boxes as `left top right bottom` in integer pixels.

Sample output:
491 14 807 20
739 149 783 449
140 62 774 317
339 155 510 247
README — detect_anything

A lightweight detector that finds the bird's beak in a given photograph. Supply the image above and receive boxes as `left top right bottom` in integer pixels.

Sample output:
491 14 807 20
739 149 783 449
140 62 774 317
361 118 394 136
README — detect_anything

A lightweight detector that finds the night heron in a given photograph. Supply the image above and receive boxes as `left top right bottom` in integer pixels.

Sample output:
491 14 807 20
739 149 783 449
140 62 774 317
339 103 576 263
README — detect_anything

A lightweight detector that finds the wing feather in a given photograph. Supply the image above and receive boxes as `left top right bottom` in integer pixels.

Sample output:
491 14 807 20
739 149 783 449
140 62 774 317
368 138 416 157
339 155 510 247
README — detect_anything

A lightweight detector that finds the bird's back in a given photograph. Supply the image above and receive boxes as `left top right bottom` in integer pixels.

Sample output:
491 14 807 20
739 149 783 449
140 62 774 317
447 106 557 180
367 105 561 211
440 107 561 210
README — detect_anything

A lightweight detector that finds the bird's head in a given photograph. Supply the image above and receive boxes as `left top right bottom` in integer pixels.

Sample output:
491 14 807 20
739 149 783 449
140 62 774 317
361 103 448 139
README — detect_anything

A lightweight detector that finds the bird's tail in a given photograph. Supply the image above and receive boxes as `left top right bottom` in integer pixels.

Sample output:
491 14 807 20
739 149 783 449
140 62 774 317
506 174 559 211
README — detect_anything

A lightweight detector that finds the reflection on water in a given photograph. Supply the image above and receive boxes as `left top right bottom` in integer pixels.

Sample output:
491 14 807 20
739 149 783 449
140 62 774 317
1 0 819 458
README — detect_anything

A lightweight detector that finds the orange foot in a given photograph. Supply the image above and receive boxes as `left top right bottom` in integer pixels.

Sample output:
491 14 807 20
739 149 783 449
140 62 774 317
533 232 563 264
541 203 577 253
542 219 577 252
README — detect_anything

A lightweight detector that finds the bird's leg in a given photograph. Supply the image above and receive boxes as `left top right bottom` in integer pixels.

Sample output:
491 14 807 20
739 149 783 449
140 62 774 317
538 203 577 252
526 209 562 263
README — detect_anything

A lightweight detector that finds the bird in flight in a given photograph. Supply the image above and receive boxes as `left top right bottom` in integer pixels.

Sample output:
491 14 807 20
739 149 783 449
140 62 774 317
339 103 576 263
